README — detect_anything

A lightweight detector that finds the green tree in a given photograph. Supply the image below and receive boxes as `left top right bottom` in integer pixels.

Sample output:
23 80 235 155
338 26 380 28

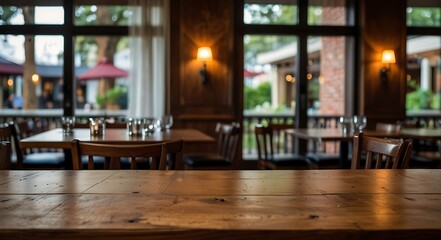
407 8 441 26
244 82 271 110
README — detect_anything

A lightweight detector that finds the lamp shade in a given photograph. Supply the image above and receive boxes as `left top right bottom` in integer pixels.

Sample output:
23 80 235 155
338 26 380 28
197 47 213 61
381 50 396 64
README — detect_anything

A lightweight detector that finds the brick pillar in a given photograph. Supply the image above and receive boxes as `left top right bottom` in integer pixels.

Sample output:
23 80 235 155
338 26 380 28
318 6 346 115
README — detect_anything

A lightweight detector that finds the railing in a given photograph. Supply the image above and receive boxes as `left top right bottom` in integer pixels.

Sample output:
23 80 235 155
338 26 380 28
243 111 441 159
242 112 341 157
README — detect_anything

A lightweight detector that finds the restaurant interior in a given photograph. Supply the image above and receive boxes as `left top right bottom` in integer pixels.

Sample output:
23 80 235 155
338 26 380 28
0 0 440 239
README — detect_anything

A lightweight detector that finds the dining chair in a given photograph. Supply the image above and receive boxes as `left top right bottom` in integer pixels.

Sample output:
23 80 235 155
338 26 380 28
255 124 312 170
0 123 13 170
70 140 167 170
0 141 11 170
183 122 240 170
164 139 184 170
13 120 65 169
351 132 413 169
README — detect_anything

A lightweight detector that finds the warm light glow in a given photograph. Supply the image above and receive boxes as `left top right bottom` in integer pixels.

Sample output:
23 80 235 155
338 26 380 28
7 79 13 86
285 74 295 83
307 73 312 80
197 47 213 61
318 75 325 84
381 50 396 64
32 74 40 84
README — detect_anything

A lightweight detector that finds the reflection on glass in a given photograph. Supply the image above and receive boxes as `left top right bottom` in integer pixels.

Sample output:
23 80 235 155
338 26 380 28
74 5 130 26
308 0 351 26
0 34 64 110
307 36 353 116
244 0 298 25
0 6 64 25
406 36 441 114
243 35 297 114
74 36 129 111
406 7 441 27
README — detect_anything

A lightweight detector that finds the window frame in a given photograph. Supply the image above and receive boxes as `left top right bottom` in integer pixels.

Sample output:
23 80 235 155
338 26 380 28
0 0 129 116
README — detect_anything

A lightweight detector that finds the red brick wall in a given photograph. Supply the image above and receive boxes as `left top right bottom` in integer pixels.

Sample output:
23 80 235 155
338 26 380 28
318 6 346 115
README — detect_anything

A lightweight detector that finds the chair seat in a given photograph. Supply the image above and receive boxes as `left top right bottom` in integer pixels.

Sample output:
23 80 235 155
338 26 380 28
184 154 231 167
81 156 135 169
266 153 311 167
306 152 341 167
23 152 65 167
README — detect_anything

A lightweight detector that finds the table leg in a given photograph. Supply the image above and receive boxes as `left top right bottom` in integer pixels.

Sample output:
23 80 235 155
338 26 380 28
63 149 73 170
340 141 349 169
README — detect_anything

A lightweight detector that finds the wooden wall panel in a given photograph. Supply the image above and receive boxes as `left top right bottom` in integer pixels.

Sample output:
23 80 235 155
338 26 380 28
170 0 239 155
359 0 407 127
172 0 236 117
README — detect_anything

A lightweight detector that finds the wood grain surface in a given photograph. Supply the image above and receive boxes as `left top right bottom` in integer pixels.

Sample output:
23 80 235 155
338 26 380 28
0 170 440 239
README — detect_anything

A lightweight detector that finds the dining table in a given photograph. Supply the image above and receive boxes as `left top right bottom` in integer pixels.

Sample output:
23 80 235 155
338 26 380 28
19 128 215 169
286 128 441 169
0 169 440 240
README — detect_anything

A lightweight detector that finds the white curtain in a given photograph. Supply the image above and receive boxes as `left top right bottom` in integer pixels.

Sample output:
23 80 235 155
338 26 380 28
128 0 169 118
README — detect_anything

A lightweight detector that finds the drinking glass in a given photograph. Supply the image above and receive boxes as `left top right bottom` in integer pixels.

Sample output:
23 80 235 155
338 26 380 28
61 116 75 134
127 118 143 136
339 116 352 135
159 115 173 131
142 118 159 135
358 116 367 132
353 115 367 132
89 118 106 136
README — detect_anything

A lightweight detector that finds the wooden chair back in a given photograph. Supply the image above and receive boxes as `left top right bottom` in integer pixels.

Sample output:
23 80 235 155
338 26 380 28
267 123 294 154
215 122 241 163
70 140 167 170
164 139 184 170
376 123 402 132
0 141 11 170
0 122 23 168
254 125 273 169
0 123 13 142
351 132 413 169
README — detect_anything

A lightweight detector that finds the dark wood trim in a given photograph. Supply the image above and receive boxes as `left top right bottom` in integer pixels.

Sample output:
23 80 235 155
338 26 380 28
72 26 128 36
407 27 441 35
169 0 181 124
63 0 74 116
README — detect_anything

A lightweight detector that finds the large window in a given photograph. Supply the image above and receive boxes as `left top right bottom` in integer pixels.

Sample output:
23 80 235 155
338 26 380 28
0 1 129 115
406 1 441 115
243 0 356 118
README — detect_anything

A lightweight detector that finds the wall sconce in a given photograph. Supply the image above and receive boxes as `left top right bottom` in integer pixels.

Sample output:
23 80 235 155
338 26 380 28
197 47 212 84
380 49 396 82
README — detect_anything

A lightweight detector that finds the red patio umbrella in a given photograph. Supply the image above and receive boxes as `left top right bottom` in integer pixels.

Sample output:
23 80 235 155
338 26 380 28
244 69 261 77
77 58 128 80
0 56 23 75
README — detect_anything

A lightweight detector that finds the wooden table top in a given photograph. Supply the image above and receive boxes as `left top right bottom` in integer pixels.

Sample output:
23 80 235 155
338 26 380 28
20 128 215 149
0 169 440 239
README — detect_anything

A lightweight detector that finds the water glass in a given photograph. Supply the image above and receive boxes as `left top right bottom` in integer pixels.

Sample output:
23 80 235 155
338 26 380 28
339 117 353 135
142 118 159 135
353 115 367 132
61 116 75 134
127 118 143 136
158 115 173 131
89 118 106 136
